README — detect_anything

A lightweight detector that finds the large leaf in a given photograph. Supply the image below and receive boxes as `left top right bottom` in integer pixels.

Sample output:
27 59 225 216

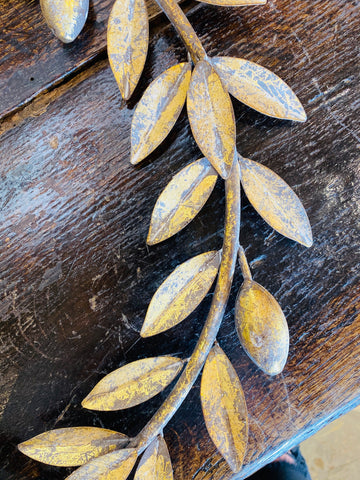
235 280 289 375
141 251 221 337
239 156 313 247
66 449 137 480
199 0 266 4
82 356 183 411
108 0 149 100
147 158 218 245
201 344 248 473
135 436 173 480
18 427 128 467
40 0 89 43
131 63 192 165
187 60 236 179
212 56 306 121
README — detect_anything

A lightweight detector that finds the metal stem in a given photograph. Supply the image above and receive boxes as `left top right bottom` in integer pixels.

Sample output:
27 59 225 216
238 246 252 281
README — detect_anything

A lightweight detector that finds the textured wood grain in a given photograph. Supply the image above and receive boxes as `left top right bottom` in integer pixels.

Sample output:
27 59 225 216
0 0 359 479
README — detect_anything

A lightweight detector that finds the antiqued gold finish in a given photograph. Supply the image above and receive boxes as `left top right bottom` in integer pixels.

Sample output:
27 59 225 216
235 280 289 375
40 0 89 43
82 356 184 411
141 251 221 337
201 343 248 473
135 435 173 480
148 157 218 245
18 427 128 467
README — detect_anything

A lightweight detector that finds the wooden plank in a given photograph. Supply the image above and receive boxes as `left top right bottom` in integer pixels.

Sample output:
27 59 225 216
0 0 359 479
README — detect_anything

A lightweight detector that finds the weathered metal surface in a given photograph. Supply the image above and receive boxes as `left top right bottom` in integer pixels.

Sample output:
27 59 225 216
201 343 248 473
147 158 218 245
239 156 313 247
141 251 221 337
82 357 184 411
187 60 236 179
131 62 192 165
108 0 149 100
18 427 128 467
135 436 173 480
66 449 138 480
40 0 89 43
235 280 289 375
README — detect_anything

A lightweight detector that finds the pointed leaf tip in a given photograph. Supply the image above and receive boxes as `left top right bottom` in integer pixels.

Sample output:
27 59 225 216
134 436 173 480
40 0 89 43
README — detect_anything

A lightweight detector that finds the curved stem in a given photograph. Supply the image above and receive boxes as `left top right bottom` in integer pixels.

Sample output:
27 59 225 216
131 161 241 452
154 0 207 63
238 245 252 281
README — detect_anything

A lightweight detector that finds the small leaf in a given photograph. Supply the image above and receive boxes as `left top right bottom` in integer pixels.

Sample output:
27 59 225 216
108 0 149 100
131 63 192 165
187 60 236 179
148 158 218 245
66 449 137 480
235 280 289 375
135 436 173 480
18 427 128 467
199 0 266 4
82 356 183 411
239 156 313 246
141 251 221 337
40 0 89 43
201 344 248 473
212 56 306 121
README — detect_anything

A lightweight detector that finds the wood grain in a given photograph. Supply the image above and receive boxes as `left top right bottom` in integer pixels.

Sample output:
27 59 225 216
0 0 359 479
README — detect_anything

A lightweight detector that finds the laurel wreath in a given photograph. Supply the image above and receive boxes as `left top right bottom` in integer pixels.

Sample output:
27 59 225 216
19 0 313 478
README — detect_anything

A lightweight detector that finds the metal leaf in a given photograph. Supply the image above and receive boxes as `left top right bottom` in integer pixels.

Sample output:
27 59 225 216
212 56 306 121
66 449 137 480
108 0 149 100
135 435 173 480
18 427 128 467
235 280 289 375
82 356 184 411
239 156 313 246
187 60 236 179
40 0 89 43
147 158 218 245
141 251 221 337
201 343 248 473
199 0 266 4
131 63 192 165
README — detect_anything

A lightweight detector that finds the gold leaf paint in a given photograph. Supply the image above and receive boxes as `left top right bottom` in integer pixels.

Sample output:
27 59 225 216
235 280 289 375
131 63 192 165
212 56 306 122
18 427 128 467
200 343 248 473
66 449 137 480
147 157 218 245
187 60 236 179
108 0 149 100
82 357 184 411
141 251 221 337
239 156 313 247
199 0 266 5
134 435 173 480
40 0 89 43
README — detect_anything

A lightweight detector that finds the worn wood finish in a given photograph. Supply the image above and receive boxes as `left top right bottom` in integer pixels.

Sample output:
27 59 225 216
0 0 359 479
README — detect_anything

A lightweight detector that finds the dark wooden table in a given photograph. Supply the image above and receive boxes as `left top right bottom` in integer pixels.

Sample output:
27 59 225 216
1 1 359 479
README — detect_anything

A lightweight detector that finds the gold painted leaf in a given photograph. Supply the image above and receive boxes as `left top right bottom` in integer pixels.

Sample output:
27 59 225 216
235 280 289 375
201 343 248 473
18 427 128 467
82 356 183 411
141 251 221 337
131 63 192 165
187 60 236 179
108 0 149 100
66 449 137 480
239 156 313 247
134 435 173 480
40 0 89 43
147 158 218 245
199 0 266 5
212 56 306 121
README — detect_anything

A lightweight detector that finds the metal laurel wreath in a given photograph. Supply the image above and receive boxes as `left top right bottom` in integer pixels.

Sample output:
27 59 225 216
19 0 313 478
